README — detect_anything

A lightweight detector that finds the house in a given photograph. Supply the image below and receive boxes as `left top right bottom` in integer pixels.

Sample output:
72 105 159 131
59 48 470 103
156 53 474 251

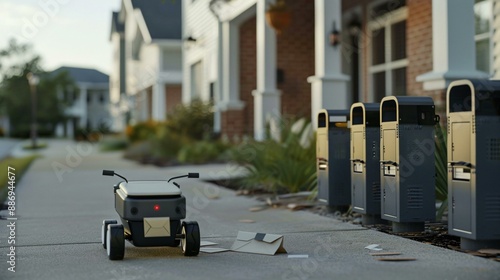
51 66 112 138
183 0 497 140
110 0 183 127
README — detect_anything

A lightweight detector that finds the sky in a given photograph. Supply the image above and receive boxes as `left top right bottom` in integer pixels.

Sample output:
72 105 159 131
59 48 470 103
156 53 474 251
0 0 121 75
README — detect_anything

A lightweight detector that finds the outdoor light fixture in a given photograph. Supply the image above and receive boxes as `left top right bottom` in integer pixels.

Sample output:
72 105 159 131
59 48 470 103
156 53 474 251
185 36 197 42
329 21 340 47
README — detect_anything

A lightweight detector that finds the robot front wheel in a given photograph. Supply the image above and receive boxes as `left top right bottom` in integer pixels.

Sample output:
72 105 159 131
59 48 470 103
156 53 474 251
181 221 200 256
101 219 117 249
107 224 125 260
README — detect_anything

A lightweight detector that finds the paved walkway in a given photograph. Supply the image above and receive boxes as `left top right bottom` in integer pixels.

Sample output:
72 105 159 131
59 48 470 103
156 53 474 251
0 139 498 279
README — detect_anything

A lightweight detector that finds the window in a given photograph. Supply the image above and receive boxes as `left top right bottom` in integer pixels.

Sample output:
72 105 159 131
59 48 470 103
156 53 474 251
368 2 408 101
100 92 106 104
73 89 79 102
475 0 492 74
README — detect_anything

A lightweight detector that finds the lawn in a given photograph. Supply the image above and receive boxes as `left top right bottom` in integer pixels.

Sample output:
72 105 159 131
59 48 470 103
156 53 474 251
0 155 38 203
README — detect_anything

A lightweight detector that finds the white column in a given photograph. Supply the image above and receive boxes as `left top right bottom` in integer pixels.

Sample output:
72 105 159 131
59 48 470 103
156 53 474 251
417 0 488 90
214 21 224 133
253 0 281 140
152 82 166 120
79 87 88 129
220 21 245 110
308 0 349 129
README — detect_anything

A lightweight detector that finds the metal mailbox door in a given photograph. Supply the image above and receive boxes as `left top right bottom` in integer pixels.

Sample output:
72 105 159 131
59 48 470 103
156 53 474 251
352 130 365 210
450 121 473 233
382 128 398 218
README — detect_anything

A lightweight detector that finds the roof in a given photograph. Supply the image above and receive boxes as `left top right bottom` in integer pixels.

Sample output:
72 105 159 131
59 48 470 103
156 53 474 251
51 66 109 84
130 0 182 40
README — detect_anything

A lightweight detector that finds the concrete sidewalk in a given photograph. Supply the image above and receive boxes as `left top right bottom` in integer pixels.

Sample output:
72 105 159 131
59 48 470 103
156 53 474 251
0 139 498 280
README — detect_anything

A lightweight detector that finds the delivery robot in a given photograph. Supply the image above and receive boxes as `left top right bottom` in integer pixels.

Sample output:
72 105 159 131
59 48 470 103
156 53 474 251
101 170 200 260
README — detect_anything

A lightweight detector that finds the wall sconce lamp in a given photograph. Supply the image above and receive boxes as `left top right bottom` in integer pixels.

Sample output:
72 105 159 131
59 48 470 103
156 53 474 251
185 36 197 42
329 21 340 47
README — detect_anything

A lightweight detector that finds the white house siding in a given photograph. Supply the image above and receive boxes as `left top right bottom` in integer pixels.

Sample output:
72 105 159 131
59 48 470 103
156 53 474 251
87 85 113 131
183 0 219 103
162 49 182 71
109 32 126 132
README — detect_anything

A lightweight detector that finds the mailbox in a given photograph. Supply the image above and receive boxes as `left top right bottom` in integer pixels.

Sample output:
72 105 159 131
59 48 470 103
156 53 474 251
316 109 351 209
447 79 500 250
380 96 436 232
350 103 384 225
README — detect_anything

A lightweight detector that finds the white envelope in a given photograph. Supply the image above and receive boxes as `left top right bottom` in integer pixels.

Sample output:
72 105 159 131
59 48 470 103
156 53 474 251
143 217 170 237
230 231 287 255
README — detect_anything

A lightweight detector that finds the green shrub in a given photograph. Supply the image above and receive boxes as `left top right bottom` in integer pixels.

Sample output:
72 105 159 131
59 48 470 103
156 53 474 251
177 140 229 164
123 141 153 161
150 125 189 161
229 118 316 194
166 99 214 140
126 121 160 143
100 136 129 152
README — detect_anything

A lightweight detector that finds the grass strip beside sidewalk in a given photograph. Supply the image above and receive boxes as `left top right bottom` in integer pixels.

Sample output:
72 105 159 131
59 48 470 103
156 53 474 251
0 156 38 204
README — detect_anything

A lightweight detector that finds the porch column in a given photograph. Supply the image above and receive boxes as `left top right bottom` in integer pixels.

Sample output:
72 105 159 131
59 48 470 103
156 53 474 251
253 0 281 141
217 21 245 113
417 0 488 90
308 0 349 129
214 21 224 133
152 81 166 121
79 87 88 129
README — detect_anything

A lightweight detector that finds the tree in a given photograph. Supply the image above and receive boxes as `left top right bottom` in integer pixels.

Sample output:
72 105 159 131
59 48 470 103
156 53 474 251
0 39 72 137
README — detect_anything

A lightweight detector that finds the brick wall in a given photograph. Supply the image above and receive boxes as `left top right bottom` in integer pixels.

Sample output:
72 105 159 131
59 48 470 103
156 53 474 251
165 84 182 114
276 0 315 119
407 0 445 113
222 1 315 139
234 15 257 138
220 110 245 140
341 0 444 111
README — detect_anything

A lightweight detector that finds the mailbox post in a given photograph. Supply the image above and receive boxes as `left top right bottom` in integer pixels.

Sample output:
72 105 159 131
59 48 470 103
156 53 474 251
447 79 500 250
316 109 351 210
350 103 385 225
379 96 436 232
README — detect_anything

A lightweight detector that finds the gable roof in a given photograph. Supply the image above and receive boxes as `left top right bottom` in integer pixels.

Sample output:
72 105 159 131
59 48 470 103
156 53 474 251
51 66 109 84
130 0 182 40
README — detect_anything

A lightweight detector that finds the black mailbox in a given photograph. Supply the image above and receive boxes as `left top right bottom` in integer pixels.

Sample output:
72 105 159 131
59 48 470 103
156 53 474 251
316 109 351 209
447 79 500 250
380 96 436 232
350 102 384 225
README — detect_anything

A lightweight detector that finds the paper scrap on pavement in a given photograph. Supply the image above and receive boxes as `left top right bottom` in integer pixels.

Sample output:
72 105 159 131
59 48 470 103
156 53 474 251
249 207 265 212
200 247 230 254
365 244 383 251
288 254 309 259
200 241 218 247
231 231 287 255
